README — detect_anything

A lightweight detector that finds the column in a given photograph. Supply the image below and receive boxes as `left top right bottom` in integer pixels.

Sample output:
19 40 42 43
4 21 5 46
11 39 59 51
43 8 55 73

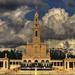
64 62 67 70
3 61 5 69
56 62 57 66
74 62 75 67
66 53 68 58
73 62 74 69
59 62 61 66
53 62 54 66
4 60 9 69
67 62 69 69
5 61 7 69
52 62 54 66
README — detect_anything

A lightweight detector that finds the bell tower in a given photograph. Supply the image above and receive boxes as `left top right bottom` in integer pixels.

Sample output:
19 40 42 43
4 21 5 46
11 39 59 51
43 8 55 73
32 11 40 44
22 10 50 62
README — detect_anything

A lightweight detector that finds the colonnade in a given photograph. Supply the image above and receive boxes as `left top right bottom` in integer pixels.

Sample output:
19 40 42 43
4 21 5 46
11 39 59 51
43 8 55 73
64 61 75 70
0 59 9 69
52 62 63 66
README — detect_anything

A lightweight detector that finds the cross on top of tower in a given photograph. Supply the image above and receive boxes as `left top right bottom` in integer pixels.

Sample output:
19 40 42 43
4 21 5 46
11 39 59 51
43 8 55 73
34 8 39 25
34 6 39 17
35 11 39 17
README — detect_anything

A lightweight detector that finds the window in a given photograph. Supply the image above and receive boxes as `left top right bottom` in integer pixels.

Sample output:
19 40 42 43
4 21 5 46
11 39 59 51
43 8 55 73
19 62 21 64
46 60 49 63
13 62 15 65
54 62 56 66
36 24 37 27
57 62 59 66
35 60 38 63
35 31 38 36
0 62 3 67
61 62 63 66
36 19 37 21
10 62 12 65
24 60 27 62
28 60 31 63
16 62 18 65
41 60 44 63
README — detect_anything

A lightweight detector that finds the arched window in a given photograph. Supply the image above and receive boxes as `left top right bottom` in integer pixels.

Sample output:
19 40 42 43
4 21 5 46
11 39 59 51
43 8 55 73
41 60 44 63
35 31 38 36
24 60 27 62
28 60 31 63
36 24 37 27
36 19 37 21
46 60 49 63
35 60 38 63
16 62 18 65
13 62 15 65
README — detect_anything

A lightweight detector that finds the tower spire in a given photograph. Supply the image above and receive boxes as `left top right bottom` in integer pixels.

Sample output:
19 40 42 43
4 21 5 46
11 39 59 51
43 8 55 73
32 9 40 44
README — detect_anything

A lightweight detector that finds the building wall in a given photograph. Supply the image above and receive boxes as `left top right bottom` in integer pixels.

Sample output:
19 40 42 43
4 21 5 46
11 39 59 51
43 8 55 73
23 43 50 61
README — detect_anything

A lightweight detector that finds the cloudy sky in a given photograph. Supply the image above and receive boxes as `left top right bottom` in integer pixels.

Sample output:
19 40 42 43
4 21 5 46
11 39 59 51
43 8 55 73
0 0 75 47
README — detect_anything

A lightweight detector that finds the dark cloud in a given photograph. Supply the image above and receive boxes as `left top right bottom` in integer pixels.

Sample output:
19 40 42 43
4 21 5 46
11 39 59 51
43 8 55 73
0 0 21 10
40 26 55 41
63 16 75 39
0 6 31 47
0 0 49 11
0 36 25 48
0 5 75 47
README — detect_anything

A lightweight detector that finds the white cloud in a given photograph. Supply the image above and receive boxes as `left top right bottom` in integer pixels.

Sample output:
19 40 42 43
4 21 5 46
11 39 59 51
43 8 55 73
42 8 69 35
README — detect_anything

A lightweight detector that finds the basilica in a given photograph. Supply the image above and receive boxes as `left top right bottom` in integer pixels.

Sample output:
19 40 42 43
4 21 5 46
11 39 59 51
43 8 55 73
22 11 50 64
0 11 75 71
